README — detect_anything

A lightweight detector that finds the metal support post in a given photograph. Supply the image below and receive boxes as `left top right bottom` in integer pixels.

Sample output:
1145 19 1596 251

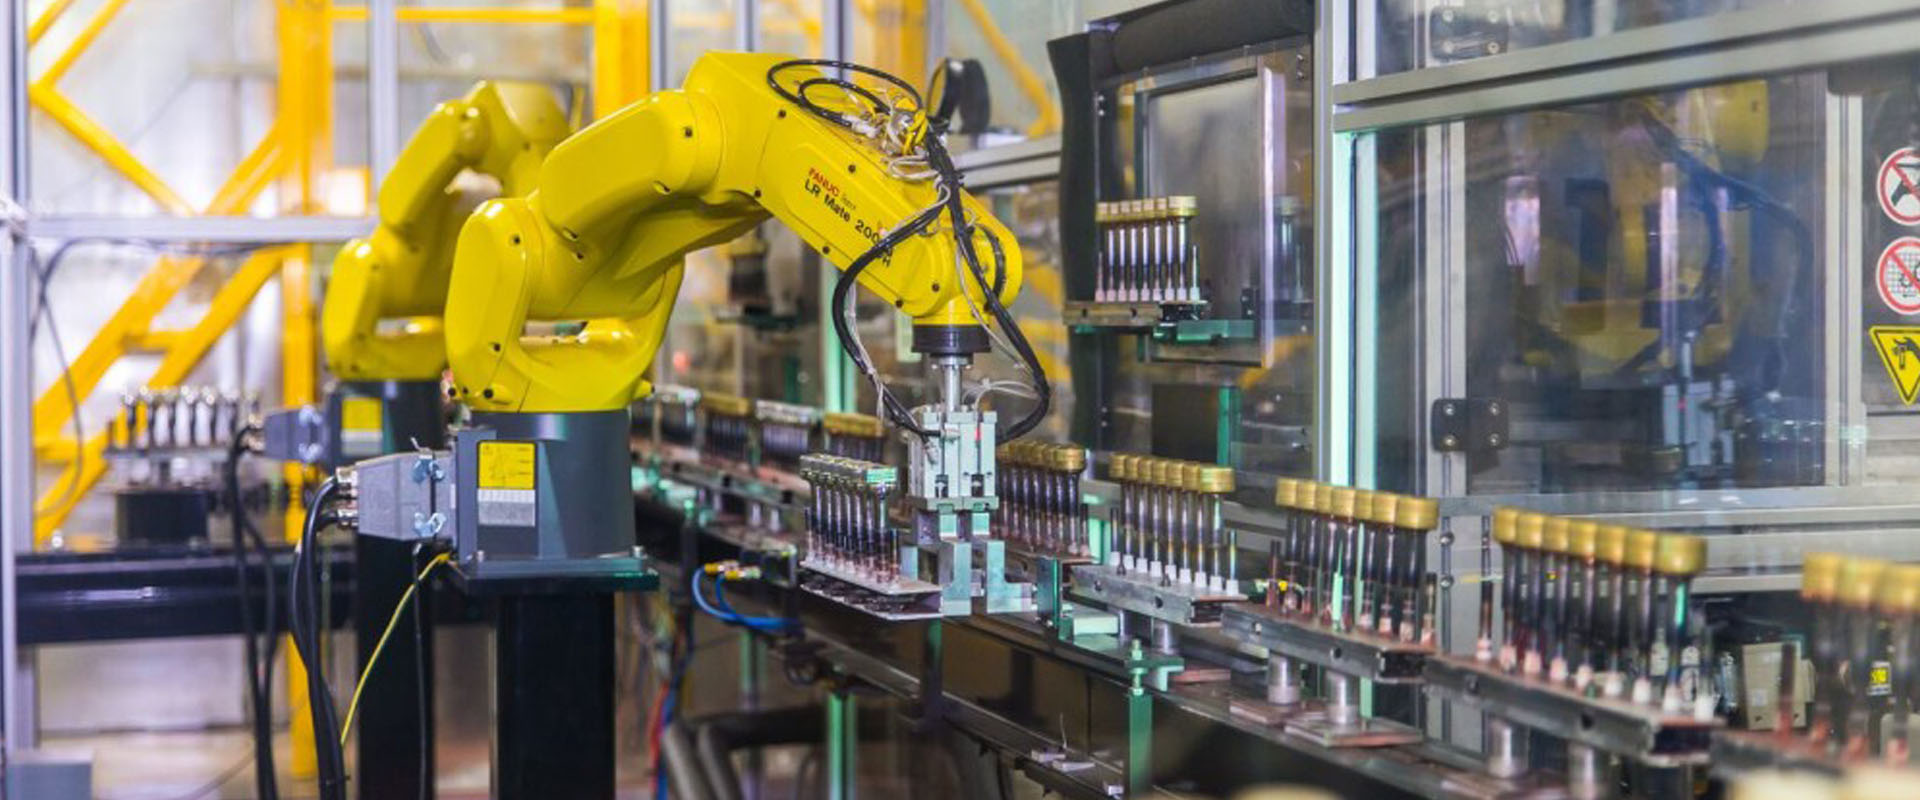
367 0 400 181
826 689 857 800
1126 643 1154 797
494 593 616 800
354 537 435 798
740 629 763 800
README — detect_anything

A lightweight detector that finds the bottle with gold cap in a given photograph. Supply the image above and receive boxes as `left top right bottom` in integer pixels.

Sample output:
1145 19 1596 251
1595 524 1631 695
1177 462 1203 586
1651 533 1707 716
1481 508 1520 663
1390 494 1436 644
1352 489 1377 631
1542 516 1574 683
1513 512 1548 675
1119 454 1142 571
1396 494 1440 646
1296 481 1323 618
1838 557 1888 759
1876 564 1920 762
1367 489 1397 633
1270 478 1299 609
1568 520 1602 690
1488 508 1521 665
1801 552 1845 744
1195 463 1236 593
1326 486 1359 631
1624 528 1660 703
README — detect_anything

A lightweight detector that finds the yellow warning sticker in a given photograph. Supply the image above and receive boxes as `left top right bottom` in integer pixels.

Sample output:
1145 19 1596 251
340 396 384 432
1869 325 1920 405
477 441 537 490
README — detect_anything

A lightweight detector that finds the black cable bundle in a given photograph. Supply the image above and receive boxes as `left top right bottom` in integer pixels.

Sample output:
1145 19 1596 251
223 424 280 800
290 477 349 800
766 59 1051 442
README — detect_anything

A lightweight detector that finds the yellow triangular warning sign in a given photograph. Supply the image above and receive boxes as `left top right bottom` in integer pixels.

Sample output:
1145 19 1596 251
1870 326 1920 405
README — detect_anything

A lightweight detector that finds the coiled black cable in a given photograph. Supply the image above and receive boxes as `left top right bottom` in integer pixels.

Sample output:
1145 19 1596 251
767 58 1050 441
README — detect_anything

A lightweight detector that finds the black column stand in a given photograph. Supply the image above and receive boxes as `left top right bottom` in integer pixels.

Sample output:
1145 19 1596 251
494 592 617 799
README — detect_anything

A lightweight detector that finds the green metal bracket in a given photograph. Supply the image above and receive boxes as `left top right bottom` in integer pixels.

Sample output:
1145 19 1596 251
1153 318 1256 345
1215 386 1240 466
1125 639 1155 796
1036 557 1067 635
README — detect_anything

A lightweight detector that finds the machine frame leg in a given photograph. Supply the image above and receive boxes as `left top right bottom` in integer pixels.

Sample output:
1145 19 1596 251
493 592 616 800
353 536 435 798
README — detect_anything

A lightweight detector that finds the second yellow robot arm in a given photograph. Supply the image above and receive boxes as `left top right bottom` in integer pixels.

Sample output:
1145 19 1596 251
322 81 571 381
443 52 1023 413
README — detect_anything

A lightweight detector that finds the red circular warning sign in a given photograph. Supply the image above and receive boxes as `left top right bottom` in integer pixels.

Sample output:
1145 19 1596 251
1878 238 1920 314
1881 148 1920 225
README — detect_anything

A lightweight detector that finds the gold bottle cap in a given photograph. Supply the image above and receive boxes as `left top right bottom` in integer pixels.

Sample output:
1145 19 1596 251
1111 454 1132 482
1491 507 1519 544
1542 517 1572 555
1514 512 1546 550
1159 459 1182 489
1168 195 1198 217
1371 492 1401 527
1328 487 1358 519
1141 458 1164 487
823 411 883 438
701 393 752 418
1179 462 1203 491
1596 524 1629 565
1839 558 1887 609
1840 765 1920 800
1312 483 1335 515
1054 445 1087 473
1274 477 1299 508
1353 490 1377 522
1625 529 1659 570
1569 521 1600 560
1653 534 1707 577
1876 564 1920 616
1801 552 1843 602
1196 465 1235 494
1398 496 1439 531
1003 442 1024 468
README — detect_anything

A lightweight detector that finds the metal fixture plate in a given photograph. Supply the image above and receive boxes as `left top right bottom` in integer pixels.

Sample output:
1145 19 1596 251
1220 603 1433 684
1284 708 1426 748
1063 301 1207 329
1068 563 1240 625
1424 655 1720 765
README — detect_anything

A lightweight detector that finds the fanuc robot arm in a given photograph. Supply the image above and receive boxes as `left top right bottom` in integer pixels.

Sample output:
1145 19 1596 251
322 81 571 381
442 52 1044 436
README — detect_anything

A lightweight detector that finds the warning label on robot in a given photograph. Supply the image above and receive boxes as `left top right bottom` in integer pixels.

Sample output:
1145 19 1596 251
1879 148 1920 225
476 440 537 527
477 440 536 489
1876 238 1920 314
1869 325 1920 405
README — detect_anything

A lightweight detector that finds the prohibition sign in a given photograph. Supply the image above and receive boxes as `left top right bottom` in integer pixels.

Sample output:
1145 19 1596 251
1878 237 1920 315
1881 147 1920 225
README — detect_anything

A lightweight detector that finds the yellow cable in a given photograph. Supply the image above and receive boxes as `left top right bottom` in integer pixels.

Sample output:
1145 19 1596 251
339 551 451 746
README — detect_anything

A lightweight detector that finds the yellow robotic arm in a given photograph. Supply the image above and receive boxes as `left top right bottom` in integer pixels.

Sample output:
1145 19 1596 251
443 52 1025 415
322 81 571 381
